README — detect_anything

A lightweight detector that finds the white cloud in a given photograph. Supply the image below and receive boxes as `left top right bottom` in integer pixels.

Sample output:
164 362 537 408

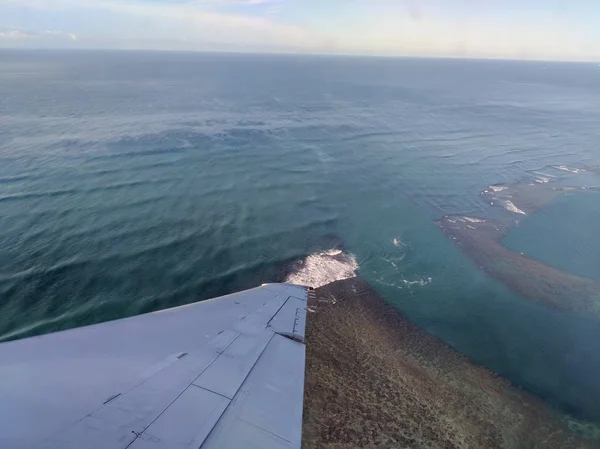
0 25 78 44
0 29 35 40
44 30 78 40
1 0 598 60
3 0 330 52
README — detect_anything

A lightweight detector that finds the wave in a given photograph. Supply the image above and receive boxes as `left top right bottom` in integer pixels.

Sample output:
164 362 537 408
553 165 586 174
375 275 432 289
0 174 32 184
384 258 398 269
383 254 405 269
341 131 405 142
285 250 359 288
401 276 433 287
0 178 177 203
322 249 343 256
87 146 187 162
461 217 485 223
503 200 526 215
84 160 177 176
531 171 557 179
481 184 528 215
393 238 407 248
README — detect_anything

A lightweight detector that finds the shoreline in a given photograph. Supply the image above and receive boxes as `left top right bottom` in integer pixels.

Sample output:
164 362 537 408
435 215 600 316
302 277 598 448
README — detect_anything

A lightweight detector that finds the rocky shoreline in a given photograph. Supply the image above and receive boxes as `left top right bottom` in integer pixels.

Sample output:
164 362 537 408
302 277 598 448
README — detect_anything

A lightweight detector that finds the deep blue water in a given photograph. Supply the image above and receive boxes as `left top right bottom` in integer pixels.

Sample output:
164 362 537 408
1 50 600 421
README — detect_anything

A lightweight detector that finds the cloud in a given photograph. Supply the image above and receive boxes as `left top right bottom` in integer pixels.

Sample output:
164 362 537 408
0 25 78 44
1 0 598 61
116 2 327 50
0 28 36 40
2 0 329 51
44 30 78 40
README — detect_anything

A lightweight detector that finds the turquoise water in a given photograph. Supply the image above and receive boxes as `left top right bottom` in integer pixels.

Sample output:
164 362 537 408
1 50 600 420
504 192 600 282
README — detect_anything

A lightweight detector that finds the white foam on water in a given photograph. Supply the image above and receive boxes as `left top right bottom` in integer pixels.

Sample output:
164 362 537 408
461 217 485 223
401 276 433 287
323 249 342 256
376 275 432 290
383 258 398 269
503 200 526 215
285 250 359 288
488 185 508 192
393 238 407 248
383 254 405 269
535 177 550 184
553 165 585 174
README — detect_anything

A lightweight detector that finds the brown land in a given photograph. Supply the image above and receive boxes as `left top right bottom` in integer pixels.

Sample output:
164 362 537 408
302 278 597 449
436 216 600 316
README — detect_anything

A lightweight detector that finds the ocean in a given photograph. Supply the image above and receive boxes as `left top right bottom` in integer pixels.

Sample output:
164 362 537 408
1 50 600 423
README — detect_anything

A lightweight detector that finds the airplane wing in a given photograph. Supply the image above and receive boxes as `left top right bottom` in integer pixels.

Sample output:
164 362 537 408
0 283 308 449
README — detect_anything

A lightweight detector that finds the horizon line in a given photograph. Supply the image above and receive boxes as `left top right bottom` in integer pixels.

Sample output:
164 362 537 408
1 46 599 64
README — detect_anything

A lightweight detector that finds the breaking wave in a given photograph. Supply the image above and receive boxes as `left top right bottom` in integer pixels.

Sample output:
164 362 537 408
461 216 485 223
285 249 359 288
503 200 527 215
393 237 407 248
553 165 586 174
481 184 527 215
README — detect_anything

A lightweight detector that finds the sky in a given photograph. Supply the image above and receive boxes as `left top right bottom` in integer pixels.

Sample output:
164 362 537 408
0 0 599 61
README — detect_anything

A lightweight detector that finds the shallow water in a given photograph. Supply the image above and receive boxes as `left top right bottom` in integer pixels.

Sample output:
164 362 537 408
1 50 600 421
503 192 600 282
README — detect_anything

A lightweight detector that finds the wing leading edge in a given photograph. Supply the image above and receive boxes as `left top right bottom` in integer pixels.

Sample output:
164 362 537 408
0 283 308 449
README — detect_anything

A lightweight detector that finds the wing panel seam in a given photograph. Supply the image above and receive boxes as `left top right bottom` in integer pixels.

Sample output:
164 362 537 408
124 333 241 448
